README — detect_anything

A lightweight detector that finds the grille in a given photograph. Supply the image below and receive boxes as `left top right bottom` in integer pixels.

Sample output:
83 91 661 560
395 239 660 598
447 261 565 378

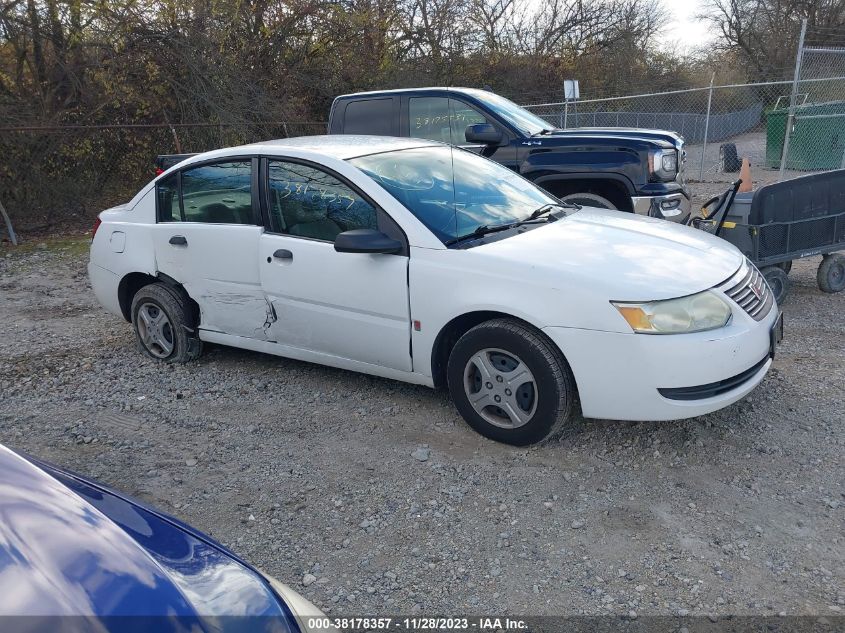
722 262 774 320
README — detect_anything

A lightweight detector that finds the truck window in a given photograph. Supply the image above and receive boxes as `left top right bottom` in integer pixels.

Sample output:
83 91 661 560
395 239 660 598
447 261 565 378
409 97 491 144
449 100 489 143
409 97 452 143
343 99 393 135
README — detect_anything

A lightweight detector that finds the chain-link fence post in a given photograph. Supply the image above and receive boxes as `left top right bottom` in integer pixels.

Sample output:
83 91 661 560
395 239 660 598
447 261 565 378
0 198 18 245
780 18 808 181
699 72 716 180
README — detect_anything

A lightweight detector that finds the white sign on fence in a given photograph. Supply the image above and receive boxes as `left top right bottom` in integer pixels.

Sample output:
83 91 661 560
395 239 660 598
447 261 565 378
564 79 580 101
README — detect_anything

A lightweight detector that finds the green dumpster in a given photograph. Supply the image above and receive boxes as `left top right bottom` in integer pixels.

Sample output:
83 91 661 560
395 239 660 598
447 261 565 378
766 100 845 170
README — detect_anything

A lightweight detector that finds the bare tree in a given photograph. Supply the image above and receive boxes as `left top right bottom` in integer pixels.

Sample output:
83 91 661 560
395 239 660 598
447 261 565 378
701 0 845 80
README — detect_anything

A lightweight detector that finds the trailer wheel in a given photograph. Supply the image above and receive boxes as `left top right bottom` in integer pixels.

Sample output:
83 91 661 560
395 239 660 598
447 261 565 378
817 254 845 293
761 266 789 304
778 260 792 274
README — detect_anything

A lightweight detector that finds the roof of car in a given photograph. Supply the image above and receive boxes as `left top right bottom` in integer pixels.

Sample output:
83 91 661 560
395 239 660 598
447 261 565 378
336 87 485 100
239 135 441 160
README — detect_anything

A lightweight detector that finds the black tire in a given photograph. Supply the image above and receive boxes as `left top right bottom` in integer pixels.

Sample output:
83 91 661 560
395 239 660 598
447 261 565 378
719 143 741 172
559 192 617 210
446 318 577 446
817 253 845 293
130 283 202 363
761 266 790 305
778 260 792 274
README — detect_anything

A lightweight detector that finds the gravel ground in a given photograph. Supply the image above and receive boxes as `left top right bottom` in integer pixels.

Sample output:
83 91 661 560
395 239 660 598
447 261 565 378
0 235 843 619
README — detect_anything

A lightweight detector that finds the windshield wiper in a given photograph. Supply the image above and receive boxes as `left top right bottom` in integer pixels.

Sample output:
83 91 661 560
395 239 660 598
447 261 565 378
446 202 578 246
444 223 516 246
517 202 578 225
533 128 557 136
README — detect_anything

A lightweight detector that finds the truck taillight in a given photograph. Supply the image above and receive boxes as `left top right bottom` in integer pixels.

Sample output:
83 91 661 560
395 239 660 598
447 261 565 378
92 217 102 241
155 168 164 176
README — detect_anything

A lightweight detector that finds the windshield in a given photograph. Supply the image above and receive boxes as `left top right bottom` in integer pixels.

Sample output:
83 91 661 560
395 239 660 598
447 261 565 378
463 89 556 136
349 145 561 244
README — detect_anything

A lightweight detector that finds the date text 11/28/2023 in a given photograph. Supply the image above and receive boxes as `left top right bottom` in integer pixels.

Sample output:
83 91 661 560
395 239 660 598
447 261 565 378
306 617 529 630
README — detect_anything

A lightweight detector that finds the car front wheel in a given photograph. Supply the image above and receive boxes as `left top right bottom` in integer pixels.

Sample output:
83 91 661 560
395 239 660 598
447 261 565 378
447 319 577 446
131 283 202 363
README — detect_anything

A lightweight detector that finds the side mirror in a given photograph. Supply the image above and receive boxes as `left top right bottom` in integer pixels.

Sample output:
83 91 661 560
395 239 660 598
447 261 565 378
334 229 402 254
465 123 503 145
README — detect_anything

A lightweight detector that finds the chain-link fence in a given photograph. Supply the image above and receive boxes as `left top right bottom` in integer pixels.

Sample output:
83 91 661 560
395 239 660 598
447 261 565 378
0 121 326 231
522 26 845 187
524 76 845 186
777 24 845 178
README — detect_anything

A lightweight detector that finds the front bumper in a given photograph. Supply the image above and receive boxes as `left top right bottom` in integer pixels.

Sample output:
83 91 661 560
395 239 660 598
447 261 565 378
542 300 779 421
631 192 691 223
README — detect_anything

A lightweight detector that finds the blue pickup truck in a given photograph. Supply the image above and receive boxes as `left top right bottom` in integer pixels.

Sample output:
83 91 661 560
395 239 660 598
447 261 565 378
328 87 690 222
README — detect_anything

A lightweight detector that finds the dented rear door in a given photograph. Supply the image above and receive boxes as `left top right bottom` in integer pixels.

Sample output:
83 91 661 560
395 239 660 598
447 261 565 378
151 158 270 338
152 224 269 338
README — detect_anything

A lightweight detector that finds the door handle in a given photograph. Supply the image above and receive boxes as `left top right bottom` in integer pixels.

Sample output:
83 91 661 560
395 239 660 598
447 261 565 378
169 235 187 246
273 249 293 260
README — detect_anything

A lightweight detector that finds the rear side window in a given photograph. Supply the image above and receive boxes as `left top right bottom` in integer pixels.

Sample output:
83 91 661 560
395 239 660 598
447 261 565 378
342 99 393 135
156 173 181 222
180 161 254 224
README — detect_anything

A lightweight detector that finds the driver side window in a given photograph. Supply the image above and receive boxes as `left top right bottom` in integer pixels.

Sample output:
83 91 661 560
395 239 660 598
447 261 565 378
408 97 491 144
449 100 489 143
409 97 452 143
267 161 378 242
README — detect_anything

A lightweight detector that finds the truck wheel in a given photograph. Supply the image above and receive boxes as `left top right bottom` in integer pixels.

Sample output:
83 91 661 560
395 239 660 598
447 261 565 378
131 283 202 363
761 266 789 304
817 254 845 293
559 192 617 210
720 143 741 172
446 318 577 446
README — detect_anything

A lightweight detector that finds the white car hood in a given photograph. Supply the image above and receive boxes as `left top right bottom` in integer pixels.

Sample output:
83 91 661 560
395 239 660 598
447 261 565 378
475 207 744 301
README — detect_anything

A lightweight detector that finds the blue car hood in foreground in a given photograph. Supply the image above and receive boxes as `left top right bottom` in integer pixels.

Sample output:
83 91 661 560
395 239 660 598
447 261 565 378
0 445 296 632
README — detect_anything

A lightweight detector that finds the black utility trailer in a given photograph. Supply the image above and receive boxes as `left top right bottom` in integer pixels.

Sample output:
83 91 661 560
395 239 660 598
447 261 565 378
689 170 845 303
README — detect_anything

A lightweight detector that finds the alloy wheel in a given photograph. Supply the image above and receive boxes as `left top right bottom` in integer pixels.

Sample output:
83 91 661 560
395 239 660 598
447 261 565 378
136 302 175 359
463 348 538 429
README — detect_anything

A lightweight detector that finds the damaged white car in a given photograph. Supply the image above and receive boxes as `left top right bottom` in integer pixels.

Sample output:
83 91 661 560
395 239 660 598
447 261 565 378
89 136 781 445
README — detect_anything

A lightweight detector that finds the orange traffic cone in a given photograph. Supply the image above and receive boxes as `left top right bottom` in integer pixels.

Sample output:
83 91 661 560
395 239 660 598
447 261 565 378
738 158 753 192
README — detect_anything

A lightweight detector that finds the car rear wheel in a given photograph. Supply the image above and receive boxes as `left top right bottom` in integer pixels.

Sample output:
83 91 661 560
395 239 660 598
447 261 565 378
559 192 617 210
817 253 845 293
446 319 577 446
131 283 202 363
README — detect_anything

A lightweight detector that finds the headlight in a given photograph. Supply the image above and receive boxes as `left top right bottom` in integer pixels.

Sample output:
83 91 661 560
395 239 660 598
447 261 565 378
613 291 731 334
650 148 678 181
261 571 335 632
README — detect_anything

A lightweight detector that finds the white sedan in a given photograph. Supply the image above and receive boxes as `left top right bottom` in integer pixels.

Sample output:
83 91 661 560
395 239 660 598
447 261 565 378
89 136 782 445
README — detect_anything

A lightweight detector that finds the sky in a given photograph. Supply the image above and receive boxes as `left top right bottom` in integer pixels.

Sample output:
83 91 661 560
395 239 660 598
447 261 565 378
663 0 715 52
